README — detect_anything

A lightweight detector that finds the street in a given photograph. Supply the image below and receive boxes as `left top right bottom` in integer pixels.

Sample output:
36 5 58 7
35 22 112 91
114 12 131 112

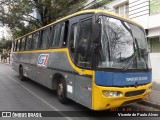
0 63 159 120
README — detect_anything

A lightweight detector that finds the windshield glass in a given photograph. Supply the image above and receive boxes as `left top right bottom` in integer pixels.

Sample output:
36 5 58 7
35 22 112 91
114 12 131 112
98 16 151 70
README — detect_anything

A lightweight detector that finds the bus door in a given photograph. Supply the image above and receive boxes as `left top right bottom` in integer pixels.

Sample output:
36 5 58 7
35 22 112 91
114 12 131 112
69 15 93 109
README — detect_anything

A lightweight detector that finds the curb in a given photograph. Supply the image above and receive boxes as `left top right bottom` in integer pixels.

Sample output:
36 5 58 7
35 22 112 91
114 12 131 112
138 101 160 110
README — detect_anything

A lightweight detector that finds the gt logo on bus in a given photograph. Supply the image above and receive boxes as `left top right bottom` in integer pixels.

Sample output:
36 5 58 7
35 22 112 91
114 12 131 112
37 54 49 67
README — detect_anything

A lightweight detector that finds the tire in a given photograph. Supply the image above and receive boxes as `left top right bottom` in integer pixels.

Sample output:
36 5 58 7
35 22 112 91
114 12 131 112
57 78 69 104
19 66 25 81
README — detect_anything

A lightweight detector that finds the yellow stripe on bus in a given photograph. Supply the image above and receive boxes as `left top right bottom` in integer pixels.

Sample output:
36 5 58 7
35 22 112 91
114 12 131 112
12 48 93 75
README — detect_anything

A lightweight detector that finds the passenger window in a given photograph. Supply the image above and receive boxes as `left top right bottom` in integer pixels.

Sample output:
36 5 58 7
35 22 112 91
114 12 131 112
32 32 39 50
59 23 65 47
14 40 17 51
75 18 92 68
16 40 20 51
50 23 64 47
20 37 26 51
69 23 78 60
26 35 32 50
40 28 50 49
13 41 16 51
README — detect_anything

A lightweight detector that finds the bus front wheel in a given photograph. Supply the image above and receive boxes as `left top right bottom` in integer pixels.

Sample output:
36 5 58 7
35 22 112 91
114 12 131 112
19 66 25 81
57 78 69 104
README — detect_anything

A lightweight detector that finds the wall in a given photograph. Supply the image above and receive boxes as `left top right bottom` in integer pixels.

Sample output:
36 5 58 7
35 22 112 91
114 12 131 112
150 53 160 83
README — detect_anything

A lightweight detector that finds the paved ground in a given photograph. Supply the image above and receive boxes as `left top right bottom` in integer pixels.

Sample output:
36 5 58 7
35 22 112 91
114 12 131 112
143 82 160 109
0 62 159 120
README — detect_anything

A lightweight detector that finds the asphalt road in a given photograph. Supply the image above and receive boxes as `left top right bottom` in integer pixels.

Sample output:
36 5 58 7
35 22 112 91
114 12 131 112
0 62 159 120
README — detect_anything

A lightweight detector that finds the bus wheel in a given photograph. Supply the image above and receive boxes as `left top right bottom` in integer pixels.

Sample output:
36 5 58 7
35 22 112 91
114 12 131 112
57 78 69 104
19 66 25 81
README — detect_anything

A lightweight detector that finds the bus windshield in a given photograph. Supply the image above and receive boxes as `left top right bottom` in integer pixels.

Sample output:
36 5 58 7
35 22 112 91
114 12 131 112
98 16 151 70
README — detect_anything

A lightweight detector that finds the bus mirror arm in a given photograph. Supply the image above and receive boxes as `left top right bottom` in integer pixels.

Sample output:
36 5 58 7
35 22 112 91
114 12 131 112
92 23 101 43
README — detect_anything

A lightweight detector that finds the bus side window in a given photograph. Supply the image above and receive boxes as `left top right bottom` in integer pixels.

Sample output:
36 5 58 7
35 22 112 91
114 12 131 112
17 40 20 51
26 35 32 50
49 26 55 47
62 21 69 47
15 41 17 51
50 24 63 48
69 23 78 61
75 18 92 68
40 28 50 49
20 37 26 51
32 32 39 50
59 23 65 47
19 39 22 51
13 41 16 51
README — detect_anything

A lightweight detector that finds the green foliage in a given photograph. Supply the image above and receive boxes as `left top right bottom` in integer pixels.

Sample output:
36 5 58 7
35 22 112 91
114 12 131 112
0 0 112 39
0 38 12 50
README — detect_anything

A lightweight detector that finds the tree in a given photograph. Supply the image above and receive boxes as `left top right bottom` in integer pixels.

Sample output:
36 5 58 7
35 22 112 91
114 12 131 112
0 0 112 39
0 38 12 50
0 0 87 28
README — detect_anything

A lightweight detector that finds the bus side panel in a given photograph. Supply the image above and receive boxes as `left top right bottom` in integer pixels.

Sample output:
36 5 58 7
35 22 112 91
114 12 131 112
20 53 31 78
12 53 19 72
30 52 41 83
26 51 75 100
47 52 75 100
74 75 92 109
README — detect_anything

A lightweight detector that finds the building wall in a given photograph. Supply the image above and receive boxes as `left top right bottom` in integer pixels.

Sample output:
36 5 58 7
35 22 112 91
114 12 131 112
150 37 160 53
150 53 160 83
129 0 150 29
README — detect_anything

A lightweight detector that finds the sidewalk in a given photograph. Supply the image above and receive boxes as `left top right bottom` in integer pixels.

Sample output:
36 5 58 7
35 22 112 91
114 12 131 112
141 82 160 109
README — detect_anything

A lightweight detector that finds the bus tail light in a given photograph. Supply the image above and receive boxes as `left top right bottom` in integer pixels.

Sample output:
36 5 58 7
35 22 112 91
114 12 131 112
102 91 123 97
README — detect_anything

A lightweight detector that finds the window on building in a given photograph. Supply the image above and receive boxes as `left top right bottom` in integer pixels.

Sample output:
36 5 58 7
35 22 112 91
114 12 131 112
115 2 129 18
150 37 160 53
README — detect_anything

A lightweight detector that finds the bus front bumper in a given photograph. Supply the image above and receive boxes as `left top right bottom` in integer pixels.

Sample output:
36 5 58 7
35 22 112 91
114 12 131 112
92 83 152 110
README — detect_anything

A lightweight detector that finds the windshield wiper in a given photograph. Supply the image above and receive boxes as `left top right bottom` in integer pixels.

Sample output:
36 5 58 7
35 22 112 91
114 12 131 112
141 50 149 70
123 53 136 71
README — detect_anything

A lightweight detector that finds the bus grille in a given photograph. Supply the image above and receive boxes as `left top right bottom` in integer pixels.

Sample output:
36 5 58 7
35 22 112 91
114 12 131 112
125 90 145 97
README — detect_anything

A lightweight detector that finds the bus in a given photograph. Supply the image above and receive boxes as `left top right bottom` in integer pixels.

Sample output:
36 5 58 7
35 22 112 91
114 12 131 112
12 9 152 110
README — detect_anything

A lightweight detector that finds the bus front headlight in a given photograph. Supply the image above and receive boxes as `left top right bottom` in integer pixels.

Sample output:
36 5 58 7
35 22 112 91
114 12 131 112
102 91 123 97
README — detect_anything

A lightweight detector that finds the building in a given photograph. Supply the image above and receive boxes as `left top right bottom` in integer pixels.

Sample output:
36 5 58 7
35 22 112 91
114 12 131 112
99 0 160 83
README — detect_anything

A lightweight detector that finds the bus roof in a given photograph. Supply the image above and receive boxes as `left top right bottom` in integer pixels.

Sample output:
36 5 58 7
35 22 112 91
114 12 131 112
15 9 143 40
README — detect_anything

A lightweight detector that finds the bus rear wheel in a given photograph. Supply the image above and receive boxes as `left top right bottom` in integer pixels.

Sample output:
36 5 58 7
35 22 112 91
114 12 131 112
57 78 69 104
19 66 25 81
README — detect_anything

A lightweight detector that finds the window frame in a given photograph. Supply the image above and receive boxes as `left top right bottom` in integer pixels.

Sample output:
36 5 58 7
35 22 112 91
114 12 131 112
20 37 26 51
31 31 39 50
50 22 65 48
26 34 32 50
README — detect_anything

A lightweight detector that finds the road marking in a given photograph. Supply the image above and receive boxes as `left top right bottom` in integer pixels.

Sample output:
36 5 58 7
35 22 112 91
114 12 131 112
1 72 72 120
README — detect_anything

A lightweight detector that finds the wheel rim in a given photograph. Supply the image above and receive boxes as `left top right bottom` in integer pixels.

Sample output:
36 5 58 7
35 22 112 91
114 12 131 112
57 83 64 99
